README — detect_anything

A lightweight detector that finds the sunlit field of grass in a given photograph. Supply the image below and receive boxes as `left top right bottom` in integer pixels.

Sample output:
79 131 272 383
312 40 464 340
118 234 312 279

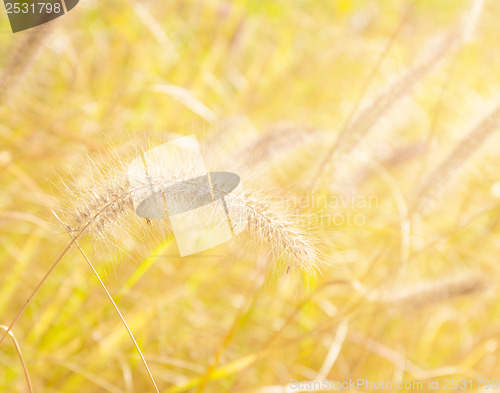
2 0 500 392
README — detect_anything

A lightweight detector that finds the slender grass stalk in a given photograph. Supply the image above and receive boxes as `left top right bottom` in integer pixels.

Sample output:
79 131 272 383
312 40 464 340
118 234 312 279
0 238 75 347
0 189 133 346
3 178 159 391
0 325 34 393
71 238 160 393
55 211 160 391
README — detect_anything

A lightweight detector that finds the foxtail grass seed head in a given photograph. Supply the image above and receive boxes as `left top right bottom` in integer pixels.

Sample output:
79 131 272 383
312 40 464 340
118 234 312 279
64 135 321 273
413 104 500 215
353 272 490 308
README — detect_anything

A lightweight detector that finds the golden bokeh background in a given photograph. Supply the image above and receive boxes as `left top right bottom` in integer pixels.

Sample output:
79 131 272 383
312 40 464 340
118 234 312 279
2 0 500 392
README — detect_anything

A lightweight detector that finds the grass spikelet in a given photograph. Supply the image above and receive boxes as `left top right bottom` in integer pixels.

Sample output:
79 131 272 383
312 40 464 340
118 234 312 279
355 272 490 308
0 27 51 104
311 0 483 188
413 104 500 215
237 191 322 274
316 32 456 182
233 122 325 169
70 177 133 237
350 141 427 187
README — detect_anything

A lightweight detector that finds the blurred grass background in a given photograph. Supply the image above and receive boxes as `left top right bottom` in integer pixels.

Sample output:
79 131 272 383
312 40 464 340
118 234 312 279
2 0 500 392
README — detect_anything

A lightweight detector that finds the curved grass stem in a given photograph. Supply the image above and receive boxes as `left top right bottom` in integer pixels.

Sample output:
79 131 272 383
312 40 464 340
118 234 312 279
0 325 34 393
71 239 160 393
0 195 133 348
